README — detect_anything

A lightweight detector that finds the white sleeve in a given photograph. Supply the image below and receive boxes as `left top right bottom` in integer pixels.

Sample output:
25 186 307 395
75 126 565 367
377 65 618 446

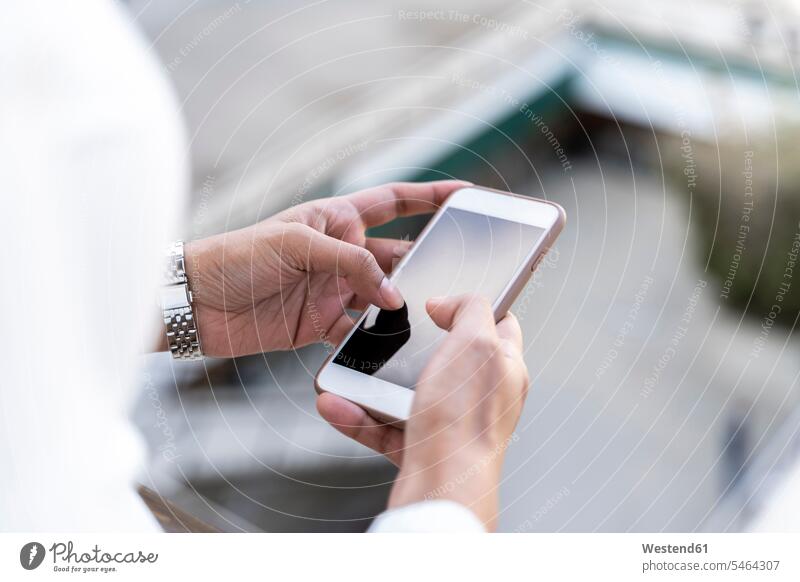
0 0 186 531
368 501 486 533
748 459 800 532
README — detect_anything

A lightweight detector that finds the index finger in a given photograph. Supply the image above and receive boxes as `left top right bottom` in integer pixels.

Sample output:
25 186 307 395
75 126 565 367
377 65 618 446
344 180 471 228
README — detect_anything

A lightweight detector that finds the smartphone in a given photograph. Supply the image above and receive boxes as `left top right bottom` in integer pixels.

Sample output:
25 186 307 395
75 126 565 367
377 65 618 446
314 186 565 425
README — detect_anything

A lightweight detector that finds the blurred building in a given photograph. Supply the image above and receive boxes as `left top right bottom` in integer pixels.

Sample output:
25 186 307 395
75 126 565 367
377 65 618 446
128 0 800 531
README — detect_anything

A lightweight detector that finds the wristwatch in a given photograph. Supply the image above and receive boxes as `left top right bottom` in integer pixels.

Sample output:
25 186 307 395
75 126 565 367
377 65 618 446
161 240 203 361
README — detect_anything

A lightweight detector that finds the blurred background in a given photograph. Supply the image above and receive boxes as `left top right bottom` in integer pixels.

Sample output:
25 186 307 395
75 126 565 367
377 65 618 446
128 0 800 532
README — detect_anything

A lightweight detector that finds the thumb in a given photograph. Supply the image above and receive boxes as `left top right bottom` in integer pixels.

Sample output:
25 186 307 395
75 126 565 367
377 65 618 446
425 293 495 332
284 224 405 310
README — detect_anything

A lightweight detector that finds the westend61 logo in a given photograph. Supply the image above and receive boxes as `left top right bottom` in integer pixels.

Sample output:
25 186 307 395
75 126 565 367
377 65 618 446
19 541 158 574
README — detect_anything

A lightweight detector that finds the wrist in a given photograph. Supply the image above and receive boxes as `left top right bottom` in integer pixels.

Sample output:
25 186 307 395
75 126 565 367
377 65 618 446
389 450 503 530
159 240 204 360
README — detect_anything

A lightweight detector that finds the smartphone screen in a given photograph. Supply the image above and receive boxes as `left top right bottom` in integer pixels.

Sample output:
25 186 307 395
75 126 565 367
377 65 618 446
332 206 545 388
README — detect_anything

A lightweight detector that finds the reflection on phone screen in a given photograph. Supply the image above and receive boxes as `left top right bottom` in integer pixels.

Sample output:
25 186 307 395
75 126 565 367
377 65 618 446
333 207 544 388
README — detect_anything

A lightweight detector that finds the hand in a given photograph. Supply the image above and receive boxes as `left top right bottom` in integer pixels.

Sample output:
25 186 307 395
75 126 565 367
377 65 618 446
182 180 469 357
317 293 529 530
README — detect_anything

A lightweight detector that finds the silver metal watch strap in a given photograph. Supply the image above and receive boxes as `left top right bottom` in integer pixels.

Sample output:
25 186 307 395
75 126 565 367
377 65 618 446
162 241 203 361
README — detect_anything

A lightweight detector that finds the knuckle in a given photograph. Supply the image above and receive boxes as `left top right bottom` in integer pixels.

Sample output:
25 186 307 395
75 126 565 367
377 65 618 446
352 246 378 275
379 426 398 456
519 362 531 390
468 333 499 358
279 223 312 260
475 294 492 310
336 200 361 225
384 182 404 197
521 370 531 394
461 293 492 314
514 359 531 393
283 222 311 244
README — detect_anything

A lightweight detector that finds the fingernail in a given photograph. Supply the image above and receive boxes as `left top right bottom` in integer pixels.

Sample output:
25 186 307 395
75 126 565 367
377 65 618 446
427 296 445 304
380 278 404 310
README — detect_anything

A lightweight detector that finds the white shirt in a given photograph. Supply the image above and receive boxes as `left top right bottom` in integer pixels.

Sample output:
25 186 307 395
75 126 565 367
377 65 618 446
0 0 186 531
0 0 481 533
748 459 800 532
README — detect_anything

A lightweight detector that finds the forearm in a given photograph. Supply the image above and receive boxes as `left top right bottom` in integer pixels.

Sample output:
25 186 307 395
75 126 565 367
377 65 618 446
389 450 504 531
